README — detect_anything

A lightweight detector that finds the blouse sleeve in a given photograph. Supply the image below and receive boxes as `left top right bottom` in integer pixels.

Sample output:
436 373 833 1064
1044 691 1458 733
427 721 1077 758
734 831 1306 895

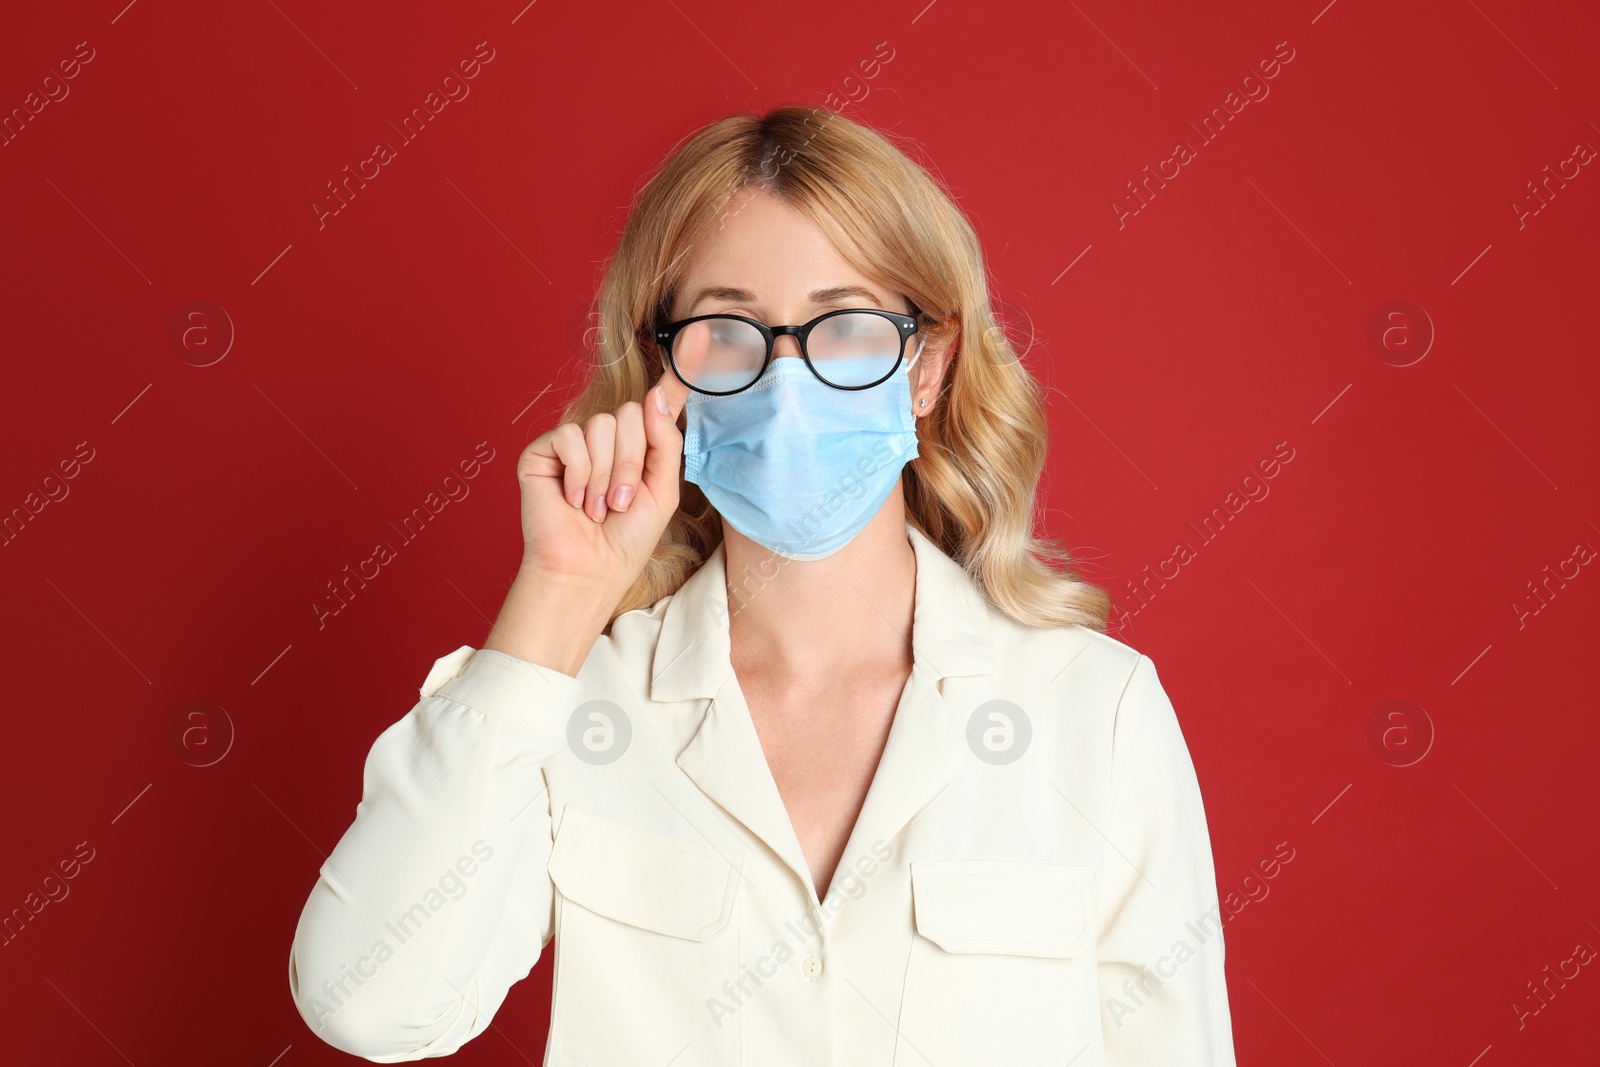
287 645 582 1062
1096 654 1237 1065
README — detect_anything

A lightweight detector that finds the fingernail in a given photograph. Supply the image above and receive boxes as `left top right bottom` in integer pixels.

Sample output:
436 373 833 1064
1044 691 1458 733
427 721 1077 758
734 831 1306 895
654 387 669 415
573 487 585 508
593 496 607 520
613 485 632 511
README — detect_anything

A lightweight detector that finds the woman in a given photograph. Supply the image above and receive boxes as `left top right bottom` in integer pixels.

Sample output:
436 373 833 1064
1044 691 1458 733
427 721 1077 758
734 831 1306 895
288 105 1237 1065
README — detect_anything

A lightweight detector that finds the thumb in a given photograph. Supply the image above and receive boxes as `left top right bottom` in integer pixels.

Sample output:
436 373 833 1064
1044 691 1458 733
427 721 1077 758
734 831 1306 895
640 374 690 506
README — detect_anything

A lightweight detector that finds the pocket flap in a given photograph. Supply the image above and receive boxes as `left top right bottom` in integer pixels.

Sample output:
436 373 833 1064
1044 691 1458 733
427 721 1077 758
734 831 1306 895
548 804 744 942
911 860 1094 957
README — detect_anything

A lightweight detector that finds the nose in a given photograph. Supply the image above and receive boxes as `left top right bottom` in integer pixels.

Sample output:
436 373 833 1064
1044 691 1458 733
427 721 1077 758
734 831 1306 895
772 333 804 360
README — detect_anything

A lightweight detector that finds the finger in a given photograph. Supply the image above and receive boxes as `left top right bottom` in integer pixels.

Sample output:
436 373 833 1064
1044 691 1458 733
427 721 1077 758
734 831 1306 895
580 413 616 521
608 401 645 511
519 431 564 478
546 423 591 509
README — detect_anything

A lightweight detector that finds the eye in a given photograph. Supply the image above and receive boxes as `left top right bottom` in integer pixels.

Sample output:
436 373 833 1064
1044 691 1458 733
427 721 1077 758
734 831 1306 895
818 313 871 337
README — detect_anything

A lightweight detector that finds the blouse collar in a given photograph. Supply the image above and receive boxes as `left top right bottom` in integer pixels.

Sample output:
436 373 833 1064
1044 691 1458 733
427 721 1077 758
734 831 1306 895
649 520 998 703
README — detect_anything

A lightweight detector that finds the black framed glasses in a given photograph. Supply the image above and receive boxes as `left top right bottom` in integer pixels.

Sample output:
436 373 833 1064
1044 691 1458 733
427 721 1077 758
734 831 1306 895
653 308 921 395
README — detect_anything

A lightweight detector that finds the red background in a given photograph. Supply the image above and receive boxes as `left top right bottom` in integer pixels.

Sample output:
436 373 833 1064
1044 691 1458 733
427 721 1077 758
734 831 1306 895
2 0 1597 1063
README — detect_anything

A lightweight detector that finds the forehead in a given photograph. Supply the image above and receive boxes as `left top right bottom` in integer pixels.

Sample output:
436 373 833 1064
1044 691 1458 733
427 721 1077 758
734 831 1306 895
672 187 888 316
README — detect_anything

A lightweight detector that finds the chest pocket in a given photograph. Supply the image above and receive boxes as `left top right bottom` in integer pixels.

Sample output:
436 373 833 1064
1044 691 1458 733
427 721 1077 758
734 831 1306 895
545 804 745 1066
911 858 1094 956
549 803 742 939
899 859 1099 1066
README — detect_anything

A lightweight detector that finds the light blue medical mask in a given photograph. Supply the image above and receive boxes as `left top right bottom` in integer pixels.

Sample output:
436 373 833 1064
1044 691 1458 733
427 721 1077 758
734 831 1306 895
683 337 924 561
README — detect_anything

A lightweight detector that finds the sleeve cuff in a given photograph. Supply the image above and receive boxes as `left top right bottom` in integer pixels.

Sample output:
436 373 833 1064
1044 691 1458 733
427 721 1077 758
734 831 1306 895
420 644 583 741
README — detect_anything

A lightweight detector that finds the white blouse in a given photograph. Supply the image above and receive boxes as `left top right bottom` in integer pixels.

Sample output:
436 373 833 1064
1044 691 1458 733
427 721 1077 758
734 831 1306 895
288 521 1237 1064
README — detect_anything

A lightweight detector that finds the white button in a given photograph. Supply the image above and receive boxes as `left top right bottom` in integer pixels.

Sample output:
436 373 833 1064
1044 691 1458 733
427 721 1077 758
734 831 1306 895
802 955 823 979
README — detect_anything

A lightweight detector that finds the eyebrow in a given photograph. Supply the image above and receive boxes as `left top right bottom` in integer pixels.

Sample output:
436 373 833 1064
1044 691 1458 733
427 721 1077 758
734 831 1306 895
685 284 887 315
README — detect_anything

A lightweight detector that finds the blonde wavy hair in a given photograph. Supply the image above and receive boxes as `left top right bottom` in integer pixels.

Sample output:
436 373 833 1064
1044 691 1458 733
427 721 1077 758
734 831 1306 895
561 104 1110 634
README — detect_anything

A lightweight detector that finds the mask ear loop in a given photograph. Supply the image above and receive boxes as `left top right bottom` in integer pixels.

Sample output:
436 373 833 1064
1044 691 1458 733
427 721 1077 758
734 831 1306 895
906 334 928 413
905 333 925 374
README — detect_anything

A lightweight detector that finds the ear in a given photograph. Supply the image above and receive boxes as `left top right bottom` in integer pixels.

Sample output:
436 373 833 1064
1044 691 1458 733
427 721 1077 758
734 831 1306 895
911 321 958 417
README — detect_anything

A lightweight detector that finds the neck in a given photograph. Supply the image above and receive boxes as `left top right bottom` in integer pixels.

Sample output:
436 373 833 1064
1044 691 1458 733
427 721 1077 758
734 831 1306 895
722 489 918 685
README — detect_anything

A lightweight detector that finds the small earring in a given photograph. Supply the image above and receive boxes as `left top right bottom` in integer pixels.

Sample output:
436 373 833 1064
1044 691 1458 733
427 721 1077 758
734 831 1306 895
918 398 928 409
